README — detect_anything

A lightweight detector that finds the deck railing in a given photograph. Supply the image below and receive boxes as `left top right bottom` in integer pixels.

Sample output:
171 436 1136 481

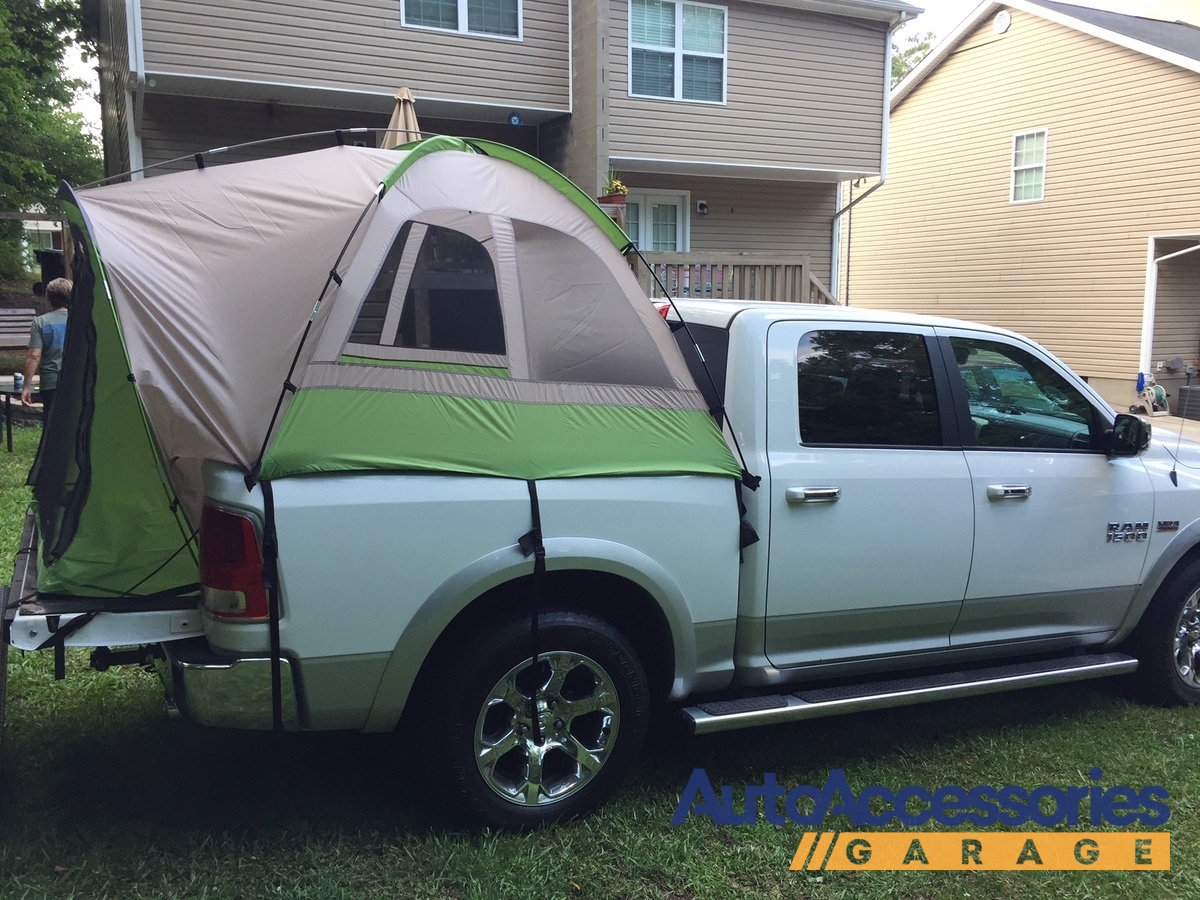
632 252 839 304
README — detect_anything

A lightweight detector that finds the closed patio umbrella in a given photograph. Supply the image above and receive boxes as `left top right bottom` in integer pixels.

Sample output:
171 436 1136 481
381 88 420 150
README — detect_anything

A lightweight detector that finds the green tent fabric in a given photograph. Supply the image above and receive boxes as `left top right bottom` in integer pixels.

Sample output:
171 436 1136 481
32 204 196 597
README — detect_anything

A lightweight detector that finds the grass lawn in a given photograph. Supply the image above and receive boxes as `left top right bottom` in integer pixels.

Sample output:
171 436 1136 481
2 426 1199 899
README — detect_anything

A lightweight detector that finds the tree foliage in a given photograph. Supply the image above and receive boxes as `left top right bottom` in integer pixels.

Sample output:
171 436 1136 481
891 29 937 87
0 0 101 275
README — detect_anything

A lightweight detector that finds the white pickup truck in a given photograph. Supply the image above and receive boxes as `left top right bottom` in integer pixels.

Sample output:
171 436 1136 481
12 297 1200 829
5 143 1199 831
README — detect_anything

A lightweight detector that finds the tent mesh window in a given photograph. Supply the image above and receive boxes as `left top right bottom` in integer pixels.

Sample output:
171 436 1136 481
396 224 503 354
349 220 505 355
30 222 98 565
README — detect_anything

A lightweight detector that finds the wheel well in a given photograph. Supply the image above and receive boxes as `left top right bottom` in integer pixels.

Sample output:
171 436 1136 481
422 570 676 704
1126 543 1200 642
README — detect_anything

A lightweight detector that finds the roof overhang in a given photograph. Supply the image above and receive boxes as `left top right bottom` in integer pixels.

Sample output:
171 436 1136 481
609 154 879 184
142 72 570 125
893 0 1200 108
754 0 923 26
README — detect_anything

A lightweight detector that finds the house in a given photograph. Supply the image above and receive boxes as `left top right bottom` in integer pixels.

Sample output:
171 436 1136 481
84 0 919 303
840 0 1200 410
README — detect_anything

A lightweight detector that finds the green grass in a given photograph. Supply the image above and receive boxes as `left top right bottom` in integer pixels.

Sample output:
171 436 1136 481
2 430 1199 899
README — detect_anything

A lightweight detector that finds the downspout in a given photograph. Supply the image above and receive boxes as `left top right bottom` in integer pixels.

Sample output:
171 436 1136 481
126 0 146 179
832 11 913 300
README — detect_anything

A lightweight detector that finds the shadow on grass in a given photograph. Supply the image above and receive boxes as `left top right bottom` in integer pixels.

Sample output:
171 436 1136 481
1 647 1142 845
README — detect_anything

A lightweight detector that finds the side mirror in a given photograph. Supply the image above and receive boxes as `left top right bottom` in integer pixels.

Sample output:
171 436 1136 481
1106 413 1150 457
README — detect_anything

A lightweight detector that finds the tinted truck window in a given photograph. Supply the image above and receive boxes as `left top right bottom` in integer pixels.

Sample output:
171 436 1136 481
797 330 941 446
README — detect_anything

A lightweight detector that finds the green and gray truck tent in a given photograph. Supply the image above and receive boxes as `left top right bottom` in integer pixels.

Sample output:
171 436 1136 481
38 138 738 597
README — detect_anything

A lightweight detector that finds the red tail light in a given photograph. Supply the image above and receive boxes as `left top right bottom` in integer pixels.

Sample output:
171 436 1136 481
200 504 269 620
653 301 671 319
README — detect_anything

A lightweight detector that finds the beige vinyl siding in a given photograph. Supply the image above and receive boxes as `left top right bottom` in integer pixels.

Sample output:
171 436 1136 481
137 96 545 175
139 95 389 174
1150 242 1200 403
844 8 1200 397
609 0 886 173
629 174 836 281
96 0 132 179
139 0 570 111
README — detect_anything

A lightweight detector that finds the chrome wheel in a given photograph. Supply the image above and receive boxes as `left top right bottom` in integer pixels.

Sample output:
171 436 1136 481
1174 591 1200 688
475 650 620 807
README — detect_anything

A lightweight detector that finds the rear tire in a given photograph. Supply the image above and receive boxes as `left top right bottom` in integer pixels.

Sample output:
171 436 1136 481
418 611 649 830
1128 558 1200 706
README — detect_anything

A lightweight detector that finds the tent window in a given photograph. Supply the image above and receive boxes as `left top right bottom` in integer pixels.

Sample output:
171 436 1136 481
350 222 412 344
350 221 505 356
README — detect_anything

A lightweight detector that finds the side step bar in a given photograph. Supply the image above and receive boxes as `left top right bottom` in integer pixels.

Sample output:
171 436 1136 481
682 652 1138 735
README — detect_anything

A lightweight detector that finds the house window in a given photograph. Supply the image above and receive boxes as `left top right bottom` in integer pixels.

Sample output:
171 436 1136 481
630 0 726 103
1011 129 1046 202
402 0 520 39
626 191 690 251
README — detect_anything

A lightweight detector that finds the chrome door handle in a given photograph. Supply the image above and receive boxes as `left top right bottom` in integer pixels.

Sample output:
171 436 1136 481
987 484 1032 500
785 486 841 504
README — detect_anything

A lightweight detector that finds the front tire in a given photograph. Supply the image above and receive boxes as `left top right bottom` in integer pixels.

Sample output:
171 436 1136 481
1129 558 1200 706
425 611 649 830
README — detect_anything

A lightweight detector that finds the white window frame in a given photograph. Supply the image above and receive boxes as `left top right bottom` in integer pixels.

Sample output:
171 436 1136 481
401 0 523 42
628 0 727 104
626 190 691 251
1010 128 1047 204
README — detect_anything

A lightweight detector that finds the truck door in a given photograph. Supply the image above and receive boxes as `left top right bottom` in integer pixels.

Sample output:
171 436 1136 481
936 330 1154 646
764 323 974 668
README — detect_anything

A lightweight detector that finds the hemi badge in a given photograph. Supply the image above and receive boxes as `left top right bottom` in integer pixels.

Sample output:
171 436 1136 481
1157 521 1180 533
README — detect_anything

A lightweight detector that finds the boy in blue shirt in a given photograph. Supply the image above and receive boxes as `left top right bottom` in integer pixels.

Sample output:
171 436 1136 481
22 277 71 421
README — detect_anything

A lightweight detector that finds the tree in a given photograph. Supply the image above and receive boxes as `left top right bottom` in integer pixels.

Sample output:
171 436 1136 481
891 29 937 87
0 0 101 275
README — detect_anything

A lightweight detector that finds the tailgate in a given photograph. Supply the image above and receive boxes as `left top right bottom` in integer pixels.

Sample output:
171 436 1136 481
7 508 202 652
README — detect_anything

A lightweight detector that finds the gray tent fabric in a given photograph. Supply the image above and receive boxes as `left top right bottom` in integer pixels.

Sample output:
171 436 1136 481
76 147 402 516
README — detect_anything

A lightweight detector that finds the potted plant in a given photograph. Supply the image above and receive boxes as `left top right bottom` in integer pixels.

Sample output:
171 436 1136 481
597 171 628 205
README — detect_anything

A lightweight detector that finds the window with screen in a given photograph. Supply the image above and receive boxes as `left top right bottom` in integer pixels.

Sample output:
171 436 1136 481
403 0 520 38
1011 129 1046 202
630 0 726 102
796 330 941 446
350 221 506 356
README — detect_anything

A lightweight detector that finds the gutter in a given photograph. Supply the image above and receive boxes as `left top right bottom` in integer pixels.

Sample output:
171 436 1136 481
832 10 913 222
126 0 146 178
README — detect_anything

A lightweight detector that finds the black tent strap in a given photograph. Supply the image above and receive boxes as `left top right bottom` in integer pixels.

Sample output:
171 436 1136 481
33 609 99 653
627 245 760 491
518 480 546 747
261 480 285 733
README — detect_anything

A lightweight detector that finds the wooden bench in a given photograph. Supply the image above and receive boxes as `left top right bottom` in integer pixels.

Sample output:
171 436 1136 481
0 309 35 350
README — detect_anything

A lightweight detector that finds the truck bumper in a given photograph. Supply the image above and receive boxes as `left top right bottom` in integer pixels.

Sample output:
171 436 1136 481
158 638 299 731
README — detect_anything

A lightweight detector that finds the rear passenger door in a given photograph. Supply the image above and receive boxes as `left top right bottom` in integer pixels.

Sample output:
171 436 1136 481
764 323 974 668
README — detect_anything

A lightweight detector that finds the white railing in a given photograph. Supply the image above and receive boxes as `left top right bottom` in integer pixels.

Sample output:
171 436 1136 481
633 252 839 304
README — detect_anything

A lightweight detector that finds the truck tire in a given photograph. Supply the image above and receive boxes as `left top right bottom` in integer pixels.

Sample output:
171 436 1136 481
425 611 649 830
1129 558 1200 706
